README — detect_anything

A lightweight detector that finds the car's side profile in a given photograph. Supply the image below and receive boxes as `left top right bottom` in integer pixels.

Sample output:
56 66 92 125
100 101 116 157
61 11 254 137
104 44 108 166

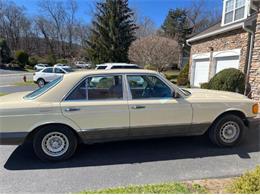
34 64 50 71
0 69 258 161
75 61 91 69
33 66 73 87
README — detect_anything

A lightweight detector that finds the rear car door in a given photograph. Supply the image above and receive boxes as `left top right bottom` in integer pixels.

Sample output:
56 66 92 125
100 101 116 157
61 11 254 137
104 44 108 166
60 74 130 141
126 74 193 137
41 67 55 82
54 68 65 79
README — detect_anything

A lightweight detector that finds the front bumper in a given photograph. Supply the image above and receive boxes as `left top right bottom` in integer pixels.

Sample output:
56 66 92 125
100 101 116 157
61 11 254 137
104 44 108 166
247 117 260 130
0 132 28 145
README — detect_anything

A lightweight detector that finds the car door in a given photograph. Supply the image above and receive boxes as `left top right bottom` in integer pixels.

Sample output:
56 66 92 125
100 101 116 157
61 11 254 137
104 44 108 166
54 68 65 79
126 74 193 137
60 74 130 141
41 67 55 82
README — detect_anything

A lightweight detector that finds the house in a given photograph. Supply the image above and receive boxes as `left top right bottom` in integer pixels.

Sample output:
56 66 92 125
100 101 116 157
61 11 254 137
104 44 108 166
187 0 260 101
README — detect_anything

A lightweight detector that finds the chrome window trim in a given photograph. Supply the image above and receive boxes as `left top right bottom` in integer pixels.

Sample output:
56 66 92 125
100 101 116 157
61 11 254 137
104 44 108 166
125 73 178 100
62 73 128 102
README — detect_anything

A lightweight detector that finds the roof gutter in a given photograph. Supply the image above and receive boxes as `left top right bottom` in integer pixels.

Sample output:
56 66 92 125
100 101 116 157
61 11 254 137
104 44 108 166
243 23 255 96
186 22 244 44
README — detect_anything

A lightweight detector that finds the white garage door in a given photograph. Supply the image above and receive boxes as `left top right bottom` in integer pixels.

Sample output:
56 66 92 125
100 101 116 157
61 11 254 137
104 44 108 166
216 56 239 73
193 59 210 87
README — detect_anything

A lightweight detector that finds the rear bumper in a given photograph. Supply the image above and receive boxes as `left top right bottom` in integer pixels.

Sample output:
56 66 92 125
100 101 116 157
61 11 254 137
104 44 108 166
0 132 28 145
247 117 260 130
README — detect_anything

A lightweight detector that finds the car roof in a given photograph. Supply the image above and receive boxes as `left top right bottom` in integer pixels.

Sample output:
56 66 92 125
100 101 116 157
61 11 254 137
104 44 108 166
63 69 156 79
96 63 138 67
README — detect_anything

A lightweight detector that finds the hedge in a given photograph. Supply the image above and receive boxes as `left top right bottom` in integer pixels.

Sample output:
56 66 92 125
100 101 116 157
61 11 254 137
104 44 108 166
203 68 245 94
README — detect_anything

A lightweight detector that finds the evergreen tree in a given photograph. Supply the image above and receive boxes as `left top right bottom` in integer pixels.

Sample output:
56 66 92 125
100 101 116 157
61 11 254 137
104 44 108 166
161 9 192 69
0 39 11 64
86 0 137 64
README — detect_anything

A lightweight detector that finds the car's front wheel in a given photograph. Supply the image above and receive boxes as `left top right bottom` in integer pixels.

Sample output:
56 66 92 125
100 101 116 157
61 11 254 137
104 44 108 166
37 78 45 88
33 125 78 161
209 114 245 147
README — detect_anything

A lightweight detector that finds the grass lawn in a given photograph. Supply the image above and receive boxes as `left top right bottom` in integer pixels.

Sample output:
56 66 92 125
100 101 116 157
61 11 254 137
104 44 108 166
14 80 37 87
81 182 208 194
0 93 7 96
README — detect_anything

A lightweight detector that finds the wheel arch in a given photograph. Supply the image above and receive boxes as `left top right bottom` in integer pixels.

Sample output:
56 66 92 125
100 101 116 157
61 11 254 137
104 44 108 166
24 123 82 144
211 110 248 128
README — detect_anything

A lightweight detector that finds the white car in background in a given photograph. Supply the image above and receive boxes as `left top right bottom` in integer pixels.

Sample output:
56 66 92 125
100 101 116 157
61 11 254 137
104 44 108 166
54 63 71 69
95 63 140 70
34 64 50 71
75 61 91 69
33 66 73 87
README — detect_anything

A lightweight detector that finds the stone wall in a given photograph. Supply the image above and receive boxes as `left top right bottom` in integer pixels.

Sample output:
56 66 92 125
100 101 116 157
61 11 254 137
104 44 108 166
249 9 260 102
189 29 249 75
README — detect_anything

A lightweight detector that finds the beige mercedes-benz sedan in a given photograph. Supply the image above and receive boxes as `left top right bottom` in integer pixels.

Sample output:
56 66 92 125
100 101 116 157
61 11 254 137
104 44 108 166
0 69 259 161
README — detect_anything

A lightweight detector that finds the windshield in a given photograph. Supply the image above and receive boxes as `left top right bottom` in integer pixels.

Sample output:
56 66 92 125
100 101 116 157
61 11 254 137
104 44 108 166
24 76 63 100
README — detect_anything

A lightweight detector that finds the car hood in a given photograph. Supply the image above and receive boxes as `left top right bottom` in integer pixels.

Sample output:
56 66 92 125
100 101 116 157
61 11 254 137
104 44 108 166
184 88 249 100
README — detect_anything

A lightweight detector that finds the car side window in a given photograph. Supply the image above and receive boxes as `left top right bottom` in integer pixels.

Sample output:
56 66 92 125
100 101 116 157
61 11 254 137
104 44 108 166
127 75 172 99
55 68 65 74
66 75 123 101
42 68 53 73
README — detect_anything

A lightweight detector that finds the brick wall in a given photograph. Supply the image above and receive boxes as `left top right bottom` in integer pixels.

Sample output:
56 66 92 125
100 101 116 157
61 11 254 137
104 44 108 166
249 9 260 102
189 29 249 75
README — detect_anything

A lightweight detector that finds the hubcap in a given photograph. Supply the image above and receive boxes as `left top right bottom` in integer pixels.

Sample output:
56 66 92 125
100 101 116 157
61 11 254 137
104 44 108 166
220 121 240 143
41 132 69 157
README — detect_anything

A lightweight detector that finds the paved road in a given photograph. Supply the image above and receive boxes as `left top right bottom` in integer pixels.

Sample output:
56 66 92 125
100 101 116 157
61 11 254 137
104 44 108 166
0 127 259 193
0 73 33 86
0 69 35 93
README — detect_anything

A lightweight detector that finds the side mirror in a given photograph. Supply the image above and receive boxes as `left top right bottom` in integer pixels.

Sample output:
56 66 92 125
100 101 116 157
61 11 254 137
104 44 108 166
172 91 180 98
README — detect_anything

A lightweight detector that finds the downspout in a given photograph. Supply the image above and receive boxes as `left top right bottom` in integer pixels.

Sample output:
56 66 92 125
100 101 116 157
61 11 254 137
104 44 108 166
186 40 192 86
243 23 255 96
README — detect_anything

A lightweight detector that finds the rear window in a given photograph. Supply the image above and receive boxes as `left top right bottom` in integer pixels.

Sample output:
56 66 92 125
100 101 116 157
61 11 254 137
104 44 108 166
24 77 63 100
96 66 107 69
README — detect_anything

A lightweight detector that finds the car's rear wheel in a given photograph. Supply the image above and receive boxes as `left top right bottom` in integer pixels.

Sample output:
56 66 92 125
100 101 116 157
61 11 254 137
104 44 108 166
37 78 45 88
209 114 245 147
33 125 78 161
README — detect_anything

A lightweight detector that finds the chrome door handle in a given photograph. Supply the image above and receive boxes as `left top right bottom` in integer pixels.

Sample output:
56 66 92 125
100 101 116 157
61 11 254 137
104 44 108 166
131 105 146 109
64 108 81 112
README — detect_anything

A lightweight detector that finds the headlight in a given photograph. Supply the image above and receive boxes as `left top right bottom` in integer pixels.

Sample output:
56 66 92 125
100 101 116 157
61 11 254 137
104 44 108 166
252 103 259 114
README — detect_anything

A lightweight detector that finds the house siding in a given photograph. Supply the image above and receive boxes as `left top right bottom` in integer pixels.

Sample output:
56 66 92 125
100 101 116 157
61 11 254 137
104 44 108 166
189 29 249 78
249 9 260 101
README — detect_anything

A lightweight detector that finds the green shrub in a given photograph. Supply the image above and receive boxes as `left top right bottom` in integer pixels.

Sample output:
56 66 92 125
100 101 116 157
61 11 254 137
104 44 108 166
228 166 260 193
57 58 68 64
144 64 157 70
177 63 189 86
207 68 245 94
15 50 29 68
200 82 209 89
29 55 40 66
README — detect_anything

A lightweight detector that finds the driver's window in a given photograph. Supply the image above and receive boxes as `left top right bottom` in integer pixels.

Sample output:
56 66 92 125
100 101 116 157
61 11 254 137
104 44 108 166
127 75 172 99
55 68 65 74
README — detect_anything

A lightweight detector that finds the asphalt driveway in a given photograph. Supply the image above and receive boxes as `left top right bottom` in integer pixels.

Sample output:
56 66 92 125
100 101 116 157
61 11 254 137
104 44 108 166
0 127 259 193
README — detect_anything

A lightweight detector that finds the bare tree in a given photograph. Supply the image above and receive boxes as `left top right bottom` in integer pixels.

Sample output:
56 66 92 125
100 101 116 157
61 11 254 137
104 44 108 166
187 0 222 34
135 16 156 38
0 1 31 51
128 35 179 71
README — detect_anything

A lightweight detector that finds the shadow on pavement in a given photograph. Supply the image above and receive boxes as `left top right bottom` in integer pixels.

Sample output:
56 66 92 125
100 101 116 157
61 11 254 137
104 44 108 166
4 128 260 170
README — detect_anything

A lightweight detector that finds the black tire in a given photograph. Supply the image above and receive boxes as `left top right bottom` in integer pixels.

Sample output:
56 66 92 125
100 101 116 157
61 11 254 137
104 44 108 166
209 114 245 147
37 78 45 88
33 125 78 161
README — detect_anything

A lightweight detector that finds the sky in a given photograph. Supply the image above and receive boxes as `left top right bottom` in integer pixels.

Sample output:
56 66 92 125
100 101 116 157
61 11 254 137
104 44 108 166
13 0 223 27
